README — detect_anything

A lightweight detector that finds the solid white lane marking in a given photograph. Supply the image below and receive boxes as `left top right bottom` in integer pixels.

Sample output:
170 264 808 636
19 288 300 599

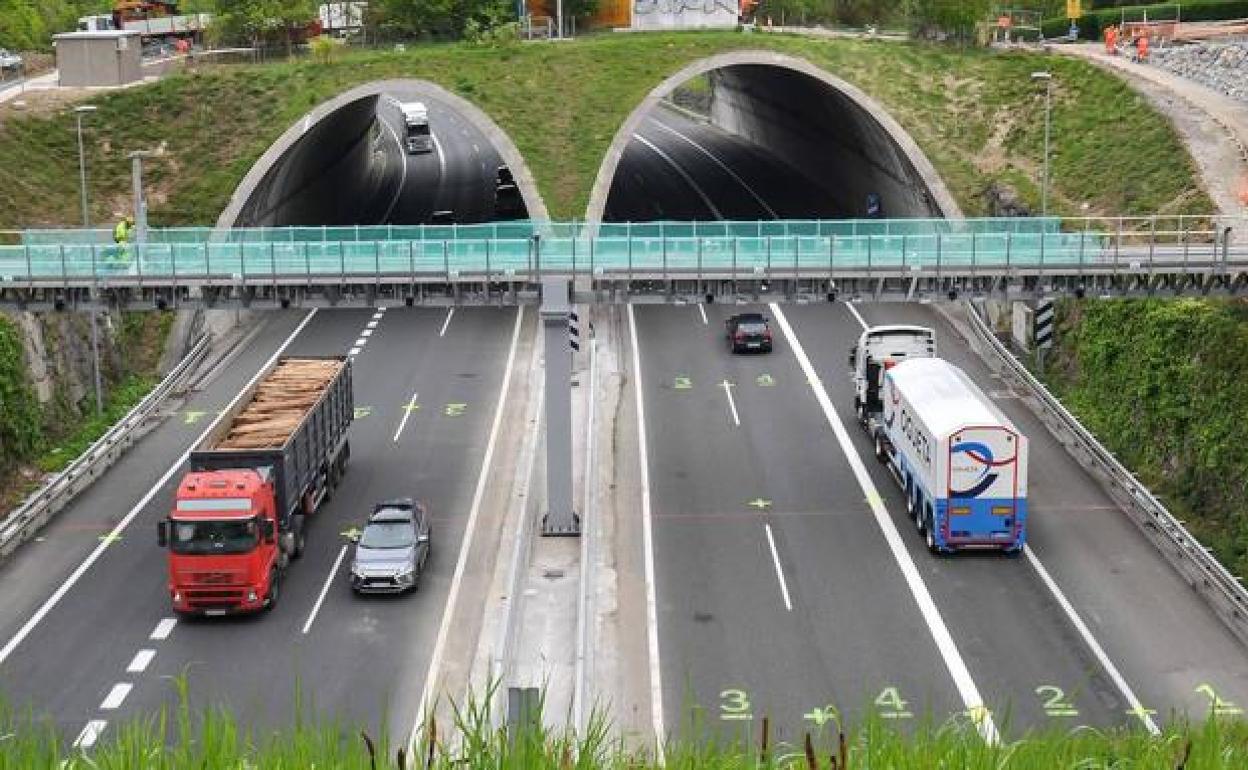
647 116 779 219
393 391 419 443
632 133 723 220
302 544 349 635
409 305 525 756
627 304 666 761
73 720 107 749
1024 545 1160 733
0 310 317 667
367 320 379 329
845 302 869 331
149 617 177 641
764 524 793 611
697 303 708 325
380 117 409 223
431 132 448 181
100 682 133 710
720 380 740 427
348 347 361 357
439 307 455 337
361 329 374 338
126 649 156 673
769 302 1000 744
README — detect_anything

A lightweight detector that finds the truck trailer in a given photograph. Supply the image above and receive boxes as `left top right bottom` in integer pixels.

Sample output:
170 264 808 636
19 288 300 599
875 357 1028 554
158 356 354 615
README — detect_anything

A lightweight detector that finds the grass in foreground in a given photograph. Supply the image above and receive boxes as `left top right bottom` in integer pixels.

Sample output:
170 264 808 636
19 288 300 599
0 30 1212 228
7 684 1248 769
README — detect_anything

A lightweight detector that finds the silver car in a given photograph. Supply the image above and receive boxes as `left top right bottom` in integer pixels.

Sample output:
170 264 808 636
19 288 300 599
0 50 22 72
349 498 430 593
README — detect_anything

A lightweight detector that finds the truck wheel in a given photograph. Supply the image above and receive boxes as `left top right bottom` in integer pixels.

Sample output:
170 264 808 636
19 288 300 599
925 515 940 555
917 504 929 535
873 432 888 463
855 400 867 426
266 570 281 610
906 486 917 519
292 521 306 559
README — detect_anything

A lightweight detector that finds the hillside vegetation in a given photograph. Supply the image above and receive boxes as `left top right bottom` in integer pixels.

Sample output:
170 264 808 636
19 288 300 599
1045 298 1248 579
0 30 1212 227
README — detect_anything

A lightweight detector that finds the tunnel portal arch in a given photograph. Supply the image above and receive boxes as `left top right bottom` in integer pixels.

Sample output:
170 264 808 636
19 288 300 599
587 50 963 227
217 78 549 228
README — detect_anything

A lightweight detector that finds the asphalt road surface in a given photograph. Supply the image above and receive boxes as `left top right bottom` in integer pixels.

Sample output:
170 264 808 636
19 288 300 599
0 306 522 746
374 90 517 226
630 300 1248 741
605 107 844 223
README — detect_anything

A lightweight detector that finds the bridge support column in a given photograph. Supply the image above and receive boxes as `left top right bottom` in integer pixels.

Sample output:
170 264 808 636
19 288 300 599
541 277 580 537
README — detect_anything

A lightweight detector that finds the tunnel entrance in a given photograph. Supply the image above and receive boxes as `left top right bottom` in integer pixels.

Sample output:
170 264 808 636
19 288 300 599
595 54 959 225
219 81 544 228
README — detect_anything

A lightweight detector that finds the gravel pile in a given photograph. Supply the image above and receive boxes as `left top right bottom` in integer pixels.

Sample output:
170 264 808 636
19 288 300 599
1152 41 1248 104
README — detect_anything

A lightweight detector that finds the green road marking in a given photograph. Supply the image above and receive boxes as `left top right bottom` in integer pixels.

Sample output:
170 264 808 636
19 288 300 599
183 410 207 424
875 686 913 719
98 533 123 545
354 406 372 419
756 373 776 387
444 403 467 417
803 705 838 727
1036 685 1079 718
403 401 421 413
674 376 692 390
1196 683 1243 715
340 527 362 540
719 689 752 721
747 498 773 511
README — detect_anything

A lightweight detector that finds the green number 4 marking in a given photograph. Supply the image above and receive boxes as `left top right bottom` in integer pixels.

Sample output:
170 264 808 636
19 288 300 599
354 406 372 419
756 373 776 387
1036 685 1079 718
674 376 693 390
1196 683 1243 716
875 687 913 719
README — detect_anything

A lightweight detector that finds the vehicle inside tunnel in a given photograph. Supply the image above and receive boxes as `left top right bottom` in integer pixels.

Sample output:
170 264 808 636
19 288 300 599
230 88 528 227
603 63 946 223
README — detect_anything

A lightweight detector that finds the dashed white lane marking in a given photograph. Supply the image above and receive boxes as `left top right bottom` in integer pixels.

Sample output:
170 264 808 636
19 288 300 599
770 302 1000 745
348 347 362 357
367 320 379 329
1024 545 1160 734
149 618 176 641
472 143 480 154
764 524 793 611
720 380 740 427
697 303 708 325
126 649 156 673
73 720 107 749
845 302 869 330
362 329 374 338
439 307 455 337
646 116 779 219
393 391 419 444
302 545 349 635
355 337 367 347
0 310 317 668
626 304 665 761
100 683 133 710
632 133 723 220
408 306 525 757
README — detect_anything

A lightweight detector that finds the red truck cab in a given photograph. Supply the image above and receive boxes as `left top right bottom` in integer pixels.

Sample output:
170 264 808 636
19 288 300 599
159 468 282 615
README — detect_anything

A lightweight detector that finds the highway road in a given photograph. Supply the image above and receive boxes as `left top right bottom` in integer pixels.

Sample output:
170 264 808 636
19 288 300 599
605 106 845 223
373 90 520 225
0 306 525 746
629 300 1248 741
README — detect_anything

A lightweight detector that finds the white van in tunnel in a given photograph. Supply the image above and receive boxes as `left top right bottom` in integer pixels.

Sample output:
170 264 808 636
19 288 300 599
400 101 432 154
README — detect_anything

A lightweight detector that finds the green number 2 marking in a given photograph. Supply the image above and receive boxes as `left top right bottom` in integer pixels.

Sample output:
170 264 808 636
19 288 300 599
874 687 913 719
1196 684 1243 715
1035 685 1079 718
719 689 752 721
444 403 467 417
674 376 693 391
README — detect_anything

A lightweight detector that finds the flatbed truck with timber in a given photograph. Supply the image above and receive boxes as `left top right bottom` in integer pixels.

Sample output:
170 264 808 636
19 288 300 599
157 356 354 615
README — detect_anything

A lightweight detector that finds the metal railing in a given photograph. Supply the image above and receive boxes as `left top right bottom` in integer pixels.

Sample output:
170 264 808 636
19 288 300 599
964 303 1248 648
0 333 210 559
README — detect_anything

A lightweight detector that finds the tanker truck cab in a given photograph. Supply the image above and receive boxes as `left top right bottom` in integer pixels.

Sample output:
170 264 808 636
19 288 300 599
849 325 936 426
159 468 284 616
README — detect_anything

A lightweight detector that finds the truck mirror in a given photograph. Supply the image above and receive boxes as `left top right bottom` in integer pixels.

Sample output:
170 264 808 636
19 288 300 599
157 521 169 548
260 519 276 544
417 534 430 544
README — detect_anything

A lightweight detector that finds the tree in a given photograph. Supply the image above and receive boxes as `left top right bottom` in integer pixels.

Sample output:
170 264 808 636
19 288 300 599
901 0 993 40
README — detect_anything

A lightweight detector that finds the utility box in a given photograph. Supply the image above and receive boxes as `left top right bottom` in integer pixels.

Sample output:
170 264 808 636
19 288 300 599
53 31 142 87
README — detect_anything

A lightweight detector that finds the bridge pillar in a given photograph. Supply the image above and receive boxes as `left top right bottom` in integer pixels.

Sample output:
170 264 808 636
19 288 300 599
540 277 580 536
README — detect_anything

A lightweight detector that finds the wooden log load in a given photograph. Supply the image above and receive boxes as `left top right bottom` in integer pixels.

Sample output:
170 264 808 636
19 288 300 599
214 359 344 450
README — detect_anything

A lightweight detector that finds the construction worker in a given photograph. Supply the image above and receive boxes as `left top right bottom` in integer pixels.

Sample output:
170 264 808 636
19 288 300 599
112 215 133 270
1105 24 1117 55
1136 33 1149 63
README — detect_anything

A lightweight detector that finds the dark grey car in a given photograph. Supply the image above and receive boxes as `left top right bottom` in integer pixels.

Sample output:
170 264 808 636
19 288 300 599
349 498 431 594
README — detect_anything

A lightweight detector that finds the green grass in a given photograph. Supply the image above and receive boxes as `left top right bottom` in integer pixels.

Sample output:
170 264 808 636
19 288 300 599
0 30 1213 228
4 681 1248 768
34 372 158 473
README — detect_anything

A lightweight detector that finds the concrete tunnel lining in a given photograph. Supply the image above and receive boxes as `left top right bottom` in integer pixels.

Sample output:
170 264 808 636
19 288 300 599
217 78 550 229
586 50 963 229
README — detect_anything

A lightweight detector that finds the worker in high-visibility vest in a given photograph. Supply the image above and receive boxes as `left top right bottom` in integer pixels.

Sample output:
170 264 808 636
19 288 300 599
1136 33 1149 63
112 216 133 269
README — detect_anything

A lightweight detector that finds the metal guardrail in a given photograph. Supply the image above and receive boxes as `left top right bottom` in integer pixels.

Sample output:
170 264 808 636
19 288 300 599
964 302 1248 648
0 333 211 559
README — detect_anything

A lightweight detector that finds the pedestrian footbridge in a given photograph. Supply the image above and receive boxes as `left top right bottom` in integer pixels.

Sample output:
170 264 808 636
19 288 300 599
1 217 1243 309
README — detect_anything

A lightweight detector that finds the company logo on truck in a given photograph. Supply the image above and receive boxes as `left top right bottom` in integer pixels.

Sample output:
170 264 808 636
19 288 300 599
885 383 932 469
950 440 1015 498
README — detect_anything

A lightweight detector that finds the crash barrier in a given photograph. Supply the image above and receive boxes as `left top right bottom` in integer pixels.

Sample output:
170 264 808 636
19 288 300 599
964 302 1248 648
0 333 210 559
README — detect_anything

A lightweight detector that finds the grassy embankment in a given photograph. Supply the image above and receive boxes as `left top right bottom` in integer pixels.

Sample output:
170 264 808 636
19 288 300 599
1043 298 1248 580
0 30 1212 228
0 311 173 508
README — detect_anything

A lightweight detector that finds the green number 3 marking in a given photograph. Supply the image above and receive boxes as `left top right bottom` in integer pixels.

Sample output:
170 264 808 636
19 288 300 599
720 689 751 718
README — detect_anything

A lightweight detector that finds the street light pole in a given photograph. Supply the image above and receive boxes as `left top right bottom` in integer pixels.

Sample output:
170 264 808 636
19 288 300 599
128 150 155 249
75 105 103 416
1031 71 1054 217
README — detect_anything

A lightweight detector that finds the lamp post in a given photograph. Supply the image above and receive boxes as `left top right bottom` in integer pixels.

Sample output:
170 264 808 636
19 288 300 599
127 148 158 251
1031 71 1053 217
75 105 103 416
